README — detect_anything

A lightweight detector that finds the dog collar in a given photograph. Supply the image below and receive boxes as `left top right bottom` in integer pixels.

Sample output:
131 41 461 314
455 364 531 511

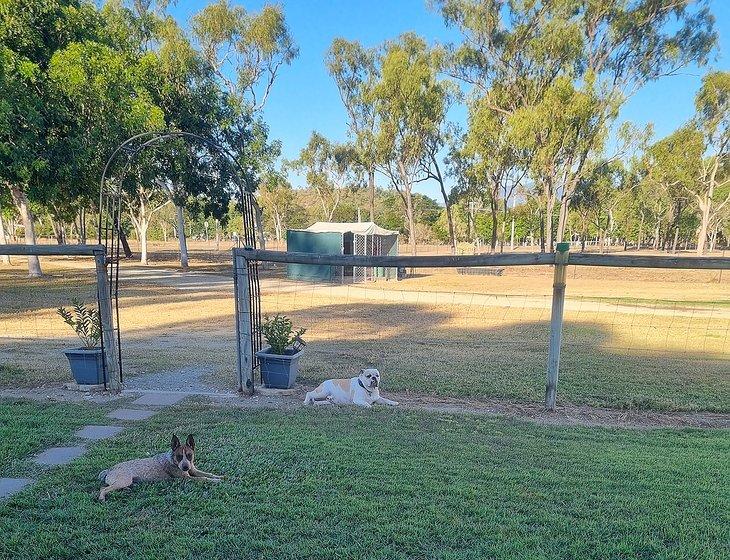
358 379 373 396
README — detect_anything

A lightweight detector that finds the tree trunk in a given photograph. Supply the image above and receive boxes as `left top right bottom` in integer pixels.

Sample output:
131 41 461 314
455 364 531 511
510 218 515 251
489 199 498 254
0 205 10 264
556 194 570 243
368 167 375 222
500 201 506 254
176 204 189 270
215 219 220 251
51 219 65 245
433 158 456 254
405 188 416 256
637 212 644 250
696 196 711 256
599 228 605 254
670 200 682 254
274 212 282 244
545 196 555 253
539 211 546 253
138 222 149 265
10 186 42 277
253 199 266 250
77 207 86 244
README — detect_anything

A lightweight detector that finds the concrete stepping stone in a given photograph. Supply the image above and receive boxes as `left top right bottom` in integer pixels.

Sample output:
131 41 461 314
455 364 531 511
75 425 125 441
130 393 187 407
33 446 86 466
0 478 34 499
107 408 157 421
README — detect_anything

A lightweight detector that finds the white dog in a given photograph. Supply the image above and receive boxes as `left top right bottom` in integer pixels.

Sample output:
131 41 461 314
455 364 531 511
304 368 399 408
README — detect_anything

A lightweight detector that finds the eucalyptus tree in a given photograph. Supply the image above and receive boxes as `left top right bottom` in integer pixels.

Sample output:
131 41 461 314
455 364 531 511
121 152 170 265
191 0 298 112
572 161 630 253
257 171 295 244
460 94 528 252
437 0 717 250
368 33 450 255
191 0 297 248
0 194 12 264
447 137 495 247
326 39 379 221
640 126 704 251
0 45 44 275
693 71 729 254
291 132 359 222
145 15 233 268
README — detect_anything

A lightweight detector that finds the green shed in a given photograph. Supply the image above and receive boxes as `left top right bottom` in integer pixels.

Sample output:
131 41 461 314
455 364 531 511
286 222 399 282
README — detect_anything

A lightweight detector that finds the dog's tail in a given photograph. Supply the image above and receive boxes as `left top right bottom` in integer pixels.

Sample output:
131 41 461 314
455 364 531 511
98 469 108 483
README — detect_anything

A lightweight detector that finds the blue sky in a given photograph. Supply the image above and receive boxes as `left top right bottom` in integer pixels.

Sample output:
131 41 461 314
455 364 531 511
168 0 729 200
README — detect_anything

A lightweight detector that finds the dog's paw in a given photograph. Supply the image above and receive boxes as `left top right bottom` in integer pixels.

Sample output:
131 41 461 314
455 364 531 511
392 401 400 406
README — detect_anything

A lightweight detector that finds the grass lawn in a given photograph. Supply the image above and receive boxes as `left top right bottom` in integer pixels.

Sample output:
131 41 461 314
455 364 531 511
0 399 108 477
0 399 728 559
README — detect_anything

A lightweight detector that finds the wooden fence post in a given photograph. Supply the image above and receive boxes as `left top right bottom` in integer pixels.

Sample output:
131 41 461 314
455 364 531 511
545 242 570 411
94 249 121 394
233 252 254 394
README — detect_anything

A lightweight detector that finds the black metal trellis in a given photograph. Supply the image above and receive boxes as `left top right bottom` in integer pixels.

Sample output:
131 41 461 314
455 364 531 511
98 131 263 387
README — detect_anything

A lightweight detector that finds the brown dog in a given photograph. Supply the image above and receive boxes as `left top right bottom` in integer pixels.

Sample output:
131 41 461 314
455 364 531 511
98 434 223 501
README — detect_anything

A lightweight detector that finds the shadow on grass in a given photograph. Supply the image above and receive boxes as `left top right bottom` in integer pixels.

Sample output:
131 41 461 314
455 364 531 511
1 291 728 412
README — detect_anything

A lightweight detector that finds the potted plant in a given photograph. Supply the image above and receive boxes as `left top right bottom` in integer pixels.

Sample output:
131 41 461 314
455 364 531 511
255 315 306 389
57 300 105 386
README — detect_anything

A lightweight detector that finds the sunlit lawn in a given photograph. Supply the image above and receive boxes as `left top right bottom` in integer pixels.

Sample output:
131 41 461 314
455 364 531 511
0 399 727 559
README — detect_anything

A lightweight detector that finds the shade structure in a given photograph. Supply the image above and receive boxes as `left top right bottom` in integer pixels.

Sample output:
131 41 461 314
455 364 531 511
286 222 399 282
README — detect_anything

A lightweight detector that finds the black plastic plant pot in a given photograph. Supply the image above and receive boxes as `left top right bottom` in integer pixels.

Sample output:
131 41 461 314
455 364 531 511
63 348 105 385
255 346 303 389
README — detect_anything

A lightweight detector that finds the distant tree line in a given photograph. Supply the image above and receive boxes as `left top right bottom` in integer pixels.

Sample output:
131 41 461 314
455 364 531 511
1 1 727 278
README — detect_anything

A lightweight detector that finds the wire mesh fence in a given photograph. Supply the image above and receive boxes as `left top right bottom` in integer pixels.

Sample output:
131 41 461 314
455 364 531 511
2 243 728 412
251 258 729 411
0 256 101 387
0 245 240 394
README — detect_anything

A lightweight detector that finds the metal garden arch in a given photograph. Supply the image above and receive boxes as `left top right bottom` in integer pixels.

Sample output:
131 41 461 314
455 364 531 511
98 131 262 387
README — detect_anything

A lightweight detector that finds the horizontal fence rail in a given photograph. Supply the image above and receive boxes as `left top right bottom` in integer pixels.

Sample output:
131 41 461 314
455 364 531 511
236 248 730 270
237 248 556 267
0 244 105 256
568 253 730 270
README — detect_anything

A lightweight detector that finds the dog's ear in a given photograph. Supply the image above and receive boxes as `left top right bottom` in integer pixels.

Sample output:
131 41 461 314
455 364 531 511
359 369 364 376
171 434 180 450
186 434 195 449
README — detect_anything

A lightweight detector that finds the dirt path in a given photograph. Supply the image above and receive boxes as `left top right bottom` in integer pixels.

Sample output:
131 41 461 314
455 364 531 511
5 386 727 430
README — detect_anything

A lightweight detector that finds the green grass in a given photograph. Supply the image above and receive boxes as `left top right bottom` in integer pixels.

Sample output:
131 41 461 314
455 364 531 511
0 399 108 477
572 295 730 309
1 400 728 559
298 336 730 413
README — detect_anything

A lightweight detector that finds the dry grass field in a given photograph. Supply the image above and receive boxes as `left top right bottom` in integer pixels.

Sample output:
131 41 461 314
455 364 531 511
1 241 728 411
